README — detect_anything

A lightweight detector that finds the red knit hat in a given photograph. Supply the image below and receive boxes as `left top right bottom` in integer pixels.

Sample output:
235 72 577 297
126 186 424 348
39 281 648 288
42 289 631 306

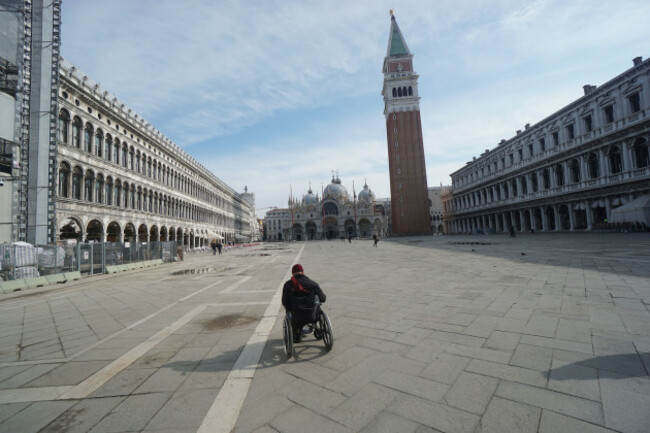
291 264 304 274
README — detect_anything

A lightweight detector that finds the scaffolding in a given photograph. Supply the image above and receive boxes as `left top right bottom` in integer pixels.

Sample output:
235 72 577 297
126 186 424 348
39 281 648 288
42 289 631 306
16 0 62 244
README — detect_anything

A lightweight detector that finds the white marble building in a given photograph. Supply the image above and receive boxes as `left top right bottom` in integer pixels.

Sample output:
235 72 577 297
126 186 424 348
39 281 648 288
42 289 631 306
444 57 650 234
55 59 253 247
264 174 389 241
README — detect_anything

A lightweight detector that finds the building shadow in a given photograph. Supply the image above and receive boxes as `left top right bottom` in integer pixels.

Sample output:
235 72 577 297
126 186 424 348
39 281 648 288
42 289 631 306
546 353 650 380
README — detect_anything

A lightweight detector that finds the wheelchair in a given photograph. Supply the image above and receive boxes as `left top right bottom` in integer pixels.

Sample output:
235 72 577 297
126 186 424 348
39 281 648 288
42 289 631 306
283 298 333 358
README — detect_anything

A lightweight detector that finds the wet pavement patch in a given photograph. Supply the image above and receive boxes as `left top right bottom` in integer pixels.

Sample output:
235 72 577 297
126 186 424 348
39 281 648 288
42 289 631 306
448 242 498 246
201 314 258 331
172 266 232 275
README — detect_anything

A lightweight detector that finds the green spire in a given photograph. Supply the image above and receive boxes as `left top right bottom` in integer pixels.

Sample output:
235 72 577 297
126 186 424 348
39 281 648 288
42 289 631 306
387 15 410 57
390 25 409 56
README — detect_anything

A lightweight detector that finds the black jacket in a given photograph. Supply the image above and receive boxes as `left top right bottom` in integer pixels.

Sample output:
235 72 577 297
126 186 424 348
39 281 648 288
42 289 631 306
282 274 326 311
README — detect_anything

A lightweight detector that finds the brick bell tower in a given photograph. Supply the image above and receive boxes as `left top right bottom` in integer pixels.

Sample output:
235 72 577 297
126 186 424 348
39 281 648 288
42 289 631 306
382 11 430 236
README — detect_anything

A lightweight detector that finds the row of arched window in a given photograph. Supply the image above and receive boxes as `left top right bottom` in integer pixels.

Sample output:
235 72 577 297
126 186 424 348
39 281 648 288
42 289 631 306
57 108 232 210
57 161 237 227
391 86 413 98
454 139 649 211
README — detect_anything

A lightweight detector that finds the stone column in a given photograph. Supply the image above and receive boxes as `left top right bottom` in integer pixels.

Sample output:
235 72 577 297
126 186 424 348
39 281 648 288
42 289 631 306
621 140 631 173
541 208 548 231
568 203 575 230
605 198 612 222
529 209 535 231
554 205 561 231
598 148 607 180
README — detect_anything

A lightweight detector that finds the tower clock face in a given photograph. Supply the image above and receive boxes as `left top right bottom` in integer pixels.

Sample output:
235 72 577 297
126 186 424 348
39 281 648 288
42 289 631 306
397 63 404 72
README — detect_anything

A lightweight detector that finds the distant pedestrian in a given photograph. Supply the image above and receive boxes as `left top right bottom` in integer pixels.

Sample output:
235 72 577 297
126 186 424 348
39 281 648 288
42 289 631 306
509 226 516 238
217 242 222 255
211 240 217 255
348 233 352 243
373 234 379 247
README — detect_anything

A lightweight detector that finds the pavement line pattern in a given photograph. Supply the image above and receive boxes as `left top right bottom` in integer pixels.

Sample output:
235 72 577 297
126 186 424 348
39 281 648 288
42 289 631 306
0 280 225 368
197 244 305 433
0 386 73 404
57 278 245 400
219 276 252 294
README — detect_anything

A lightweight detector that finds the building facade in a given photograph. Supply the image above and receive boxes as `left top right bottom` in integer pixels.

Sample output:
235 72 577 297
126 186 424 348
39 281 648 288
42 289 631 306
444 57 650 234
428 186 450 234
264 174 389 241
382 12 431 236
54 59 253 247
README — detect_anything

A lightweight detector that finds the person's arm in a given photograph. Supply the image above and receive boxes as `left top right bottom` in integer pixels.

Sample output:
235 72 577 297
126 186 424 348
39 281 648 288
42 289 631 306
282 281 291 310
315 283 326 303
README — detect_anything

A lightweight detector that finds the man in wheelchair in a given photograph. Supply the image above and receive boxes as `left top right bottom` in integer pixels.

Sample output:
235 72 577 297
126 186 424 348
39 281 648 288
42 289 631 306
282 264 327 342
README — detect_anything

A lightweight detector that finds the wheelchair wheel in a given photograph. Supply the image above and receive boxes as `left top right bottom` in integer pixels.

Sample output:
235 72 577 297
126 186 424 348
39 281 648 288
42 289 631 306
318 310 333 351
283 315 293 358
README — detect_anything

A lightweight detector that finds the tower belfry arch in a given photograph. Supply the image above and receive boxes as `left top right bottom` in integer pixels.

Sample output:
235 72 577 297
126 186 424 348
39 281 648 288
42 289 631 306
382 12 430 235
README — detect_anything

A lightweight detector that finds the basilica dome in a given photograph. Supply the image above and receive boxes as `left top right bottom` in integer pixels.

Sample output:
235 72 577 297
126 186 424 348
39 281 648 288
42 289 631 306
323 175 349 201
302 187 318 206
358 182 375 203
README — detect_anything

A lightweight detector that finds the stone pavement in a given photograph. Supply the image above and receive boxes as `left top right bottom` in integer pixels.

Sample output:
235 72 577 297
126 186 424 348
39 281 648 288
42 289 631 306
0 234 648 432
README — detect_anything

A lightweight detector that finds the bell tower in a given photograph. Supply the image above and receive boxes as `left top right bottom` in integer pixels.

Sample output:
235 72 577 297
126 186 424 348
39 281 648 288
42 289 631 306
382 11 430 236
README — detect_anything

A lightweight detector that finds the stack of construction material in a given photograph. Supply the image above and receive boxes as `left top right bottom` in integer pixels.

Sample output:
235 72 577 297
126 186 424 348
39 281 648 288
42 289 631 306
0 242 39 280
37 246 65 270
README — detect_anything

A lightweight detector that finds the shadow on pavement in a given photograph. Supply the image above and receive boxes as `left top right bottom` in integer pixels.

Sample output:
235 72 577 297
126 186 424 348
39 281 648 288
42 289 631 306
546 352 650 379
162 337 331 374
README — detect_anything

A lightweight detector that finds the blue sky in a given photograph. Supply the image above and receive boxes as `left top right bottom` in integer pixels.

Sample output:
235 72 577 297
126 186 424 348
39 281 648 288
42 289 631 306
60 0 650 217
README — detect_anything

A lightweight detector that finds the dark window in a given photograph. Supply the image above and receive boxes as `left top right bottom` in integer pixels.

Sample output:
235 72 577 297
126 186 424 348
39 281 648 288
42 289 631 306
628 92 641 113
528 143 533 157
58 163 70 197
539 137 546 152
588 153 599 179
72 118 82 148
543 168 550 189
555 164 564 186
58 111 69 144
509 153 514 165
517 149 523 161
84 125 93 153
72 168 82 199
633 138 649 168
566 124 575 140
105 137 112 161
532 173 538 192
570 159 580 182
398 87 402 97
552 132 559 146
604 105 614 123
583 115 592 132
392 88 397 97
609 146 622 174
408 86 413 96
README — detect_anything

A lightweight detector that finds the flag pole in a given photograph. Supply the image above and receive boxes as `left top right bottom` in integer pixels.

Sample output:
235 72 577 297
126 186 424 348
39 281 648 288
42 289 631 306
290 185 294 241
353 180 357 238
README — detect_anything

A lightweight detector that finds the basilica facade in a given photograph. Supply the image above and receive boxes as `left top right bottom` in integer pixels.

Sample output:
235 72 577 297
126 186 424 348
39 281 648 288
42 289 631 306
264 174 389 241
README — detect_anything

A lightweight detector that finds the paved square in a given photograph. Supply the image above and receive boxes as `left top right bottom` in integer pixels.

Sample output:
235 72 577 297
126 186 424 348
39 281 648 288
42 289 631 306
0 233 648 432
